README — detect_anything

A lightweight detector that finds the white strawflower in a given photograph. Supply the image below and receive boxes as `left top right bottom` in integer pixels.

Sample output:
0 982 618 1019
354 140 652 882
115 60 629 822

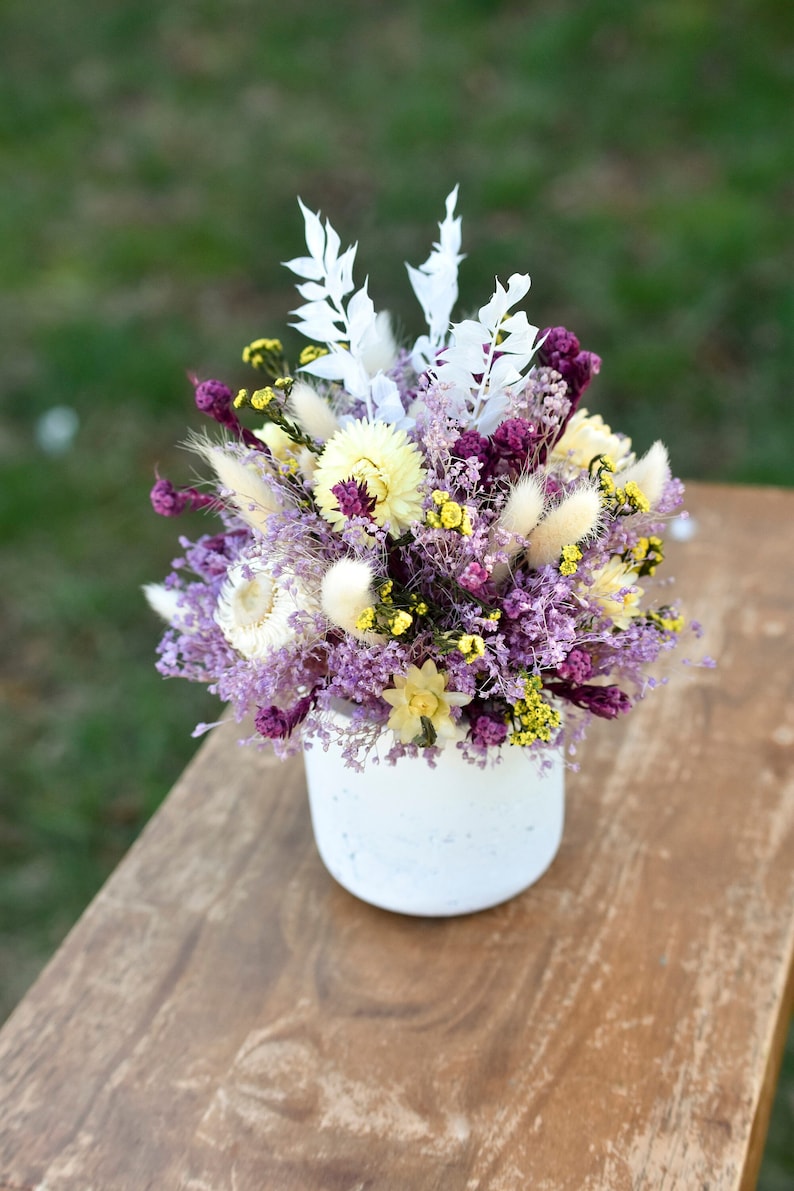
320 558 381 641
313 418 427 536
287 380 341 442
193 439 280 536
616 441 669 509
525 486 601 570
215 558 316 660
585 558 643 629
552 409 633 470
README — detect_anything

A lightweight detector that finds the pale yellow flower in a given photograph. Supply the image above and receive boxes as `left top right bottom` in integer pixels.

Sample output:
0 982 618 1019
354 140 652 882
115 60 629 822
382 659 472 745
584 558 643 630
253 423 317 482
313 418 426 536
553 408 633 471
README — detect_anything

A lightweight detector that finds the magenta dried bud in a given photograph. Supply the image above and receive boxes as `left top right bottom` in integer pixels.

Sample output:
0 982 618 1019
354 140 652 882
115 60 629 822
150 477 188 516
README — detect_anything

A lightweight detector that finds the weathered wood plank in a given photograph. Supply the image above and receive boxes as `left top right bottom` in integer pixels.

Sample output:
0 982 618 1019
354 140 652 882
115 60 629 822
0 482 791 1190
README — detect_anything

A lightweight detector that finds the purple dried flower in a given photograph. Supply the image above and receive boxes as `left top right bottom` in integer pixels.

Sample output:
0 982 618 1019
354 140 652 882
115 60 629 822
452 429 495 482
254 705 292 738
194 378 235 419
150 476 221 517
331 478 377 520
255 690 318 739
490 416 542 472
550 680 631 719
538 327 602 432
192 377 263 450
492 418 535 456
469 712 509 748
556 649 593 684
541 327 580 359
458 561 490 593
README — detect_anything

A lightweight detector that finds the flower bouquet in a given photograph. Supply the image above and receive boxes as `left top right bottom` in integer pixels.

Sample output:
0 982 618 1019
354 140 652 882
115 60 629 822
145 189 697 913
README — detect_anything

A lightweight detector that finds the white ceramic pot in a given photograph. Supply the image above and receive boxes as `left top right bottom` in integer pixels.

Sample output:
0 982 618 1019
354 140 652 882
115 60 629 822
303 719 565 917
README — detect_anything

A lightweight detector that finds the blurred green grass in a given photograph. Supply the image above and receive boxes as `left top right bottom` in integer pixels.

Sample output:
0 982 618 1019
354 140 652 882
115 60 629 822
1 0 791 1181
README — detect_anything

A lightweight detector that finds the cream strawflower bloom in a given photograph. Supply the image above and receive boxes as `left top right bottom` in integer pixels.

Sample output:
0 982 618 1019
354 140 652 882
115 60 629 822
313 418 427 535
215 557 317 660
553 408 633 470
584 558 643 630
382 659 472 746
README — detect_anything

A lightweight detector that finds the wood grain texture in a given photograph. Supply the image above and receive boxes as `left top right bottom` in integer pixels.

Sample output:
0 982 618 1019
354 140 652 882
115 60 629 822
0 482 791 1191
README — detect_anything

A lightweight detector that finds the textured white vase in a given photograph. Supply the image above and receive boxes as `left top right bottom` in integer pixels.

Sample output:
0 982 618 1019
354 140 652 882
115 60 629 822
303 721 565 917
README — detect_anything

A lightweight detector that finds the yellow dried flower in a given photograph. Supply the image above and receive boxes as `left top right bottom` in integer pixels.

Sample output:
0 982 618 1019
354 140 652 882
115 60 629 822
382 659 472 746
440 500 464 529
457 634 486 663
623 480 650 513
559 544 583 576
509 676 561 746
388 610 413 636
355 606 377 633
299 344 329 365
552 409 632 470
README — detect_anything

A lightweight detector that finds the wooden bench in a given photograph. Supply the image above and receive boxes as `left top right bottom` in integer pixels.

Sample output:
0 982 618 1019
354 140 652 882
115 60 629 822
0 482 791 1189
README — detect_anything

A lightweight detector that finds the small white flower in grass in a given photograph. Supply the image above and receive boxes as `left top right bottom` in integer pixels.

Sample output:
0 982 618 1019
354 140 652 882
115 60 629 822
584 557 643 630
320 558 382 641
552 409 633 471
382 659 473 746
215 558 317 660
313 418 427 536
525 486 602 570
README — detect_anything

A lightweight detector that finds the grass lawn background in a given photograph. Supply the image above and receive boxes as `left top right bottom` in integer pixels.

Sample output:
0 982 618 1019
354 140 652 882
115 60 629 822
1 0 791 1182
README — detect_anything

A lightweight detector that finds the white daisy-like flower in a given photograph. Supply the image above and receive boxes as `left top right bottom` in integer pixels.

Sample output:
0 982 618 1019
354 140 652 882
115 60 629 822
215 557 317 660
313 418 427 536
552 409 633 471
